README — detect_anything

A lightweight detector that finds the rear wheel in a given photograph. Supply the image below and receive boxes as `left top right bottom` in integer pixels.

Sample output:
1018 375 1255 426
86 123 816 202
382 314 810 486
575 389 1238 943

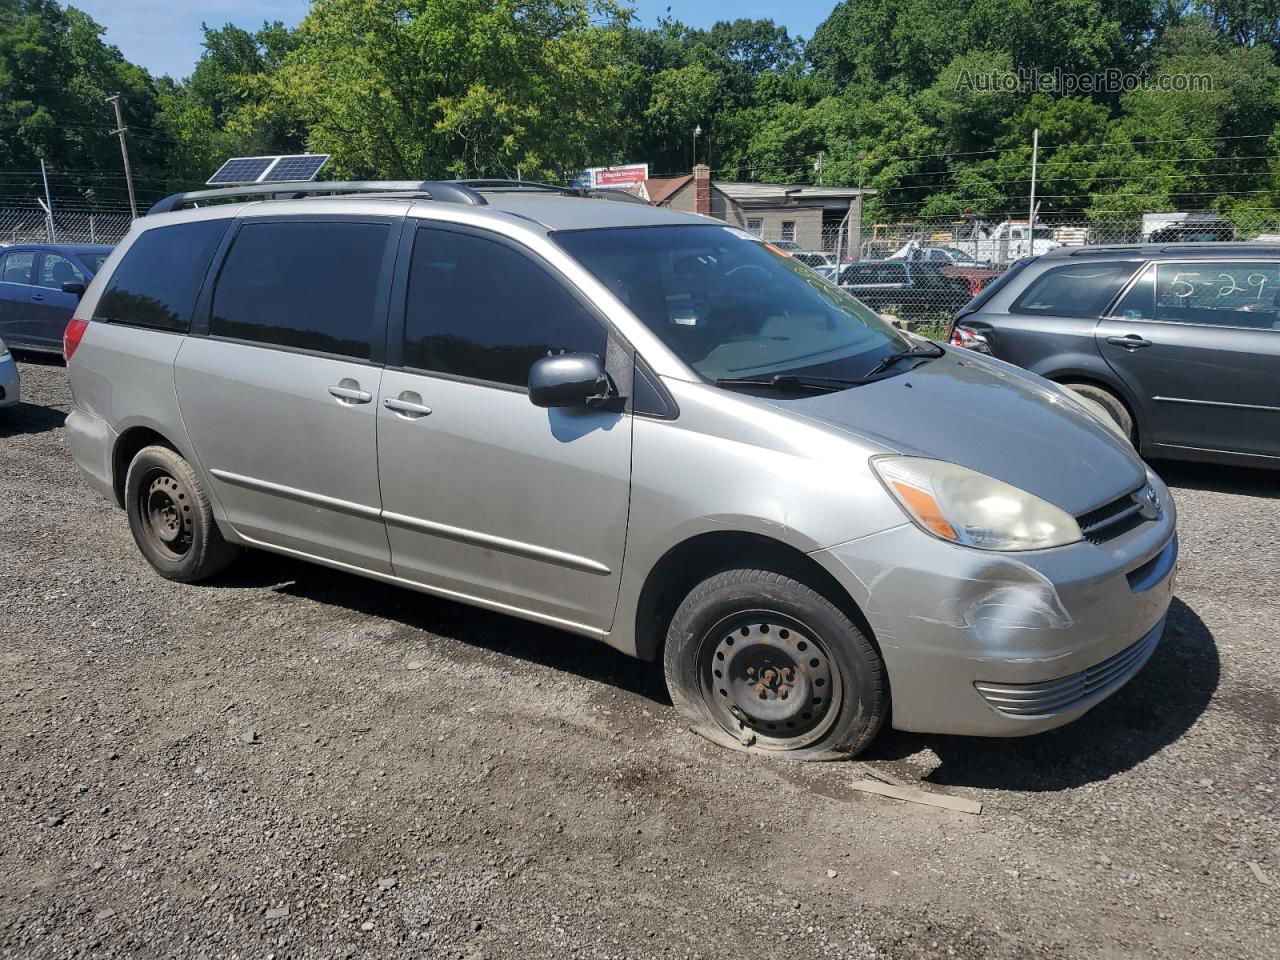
1062 381 1135 443
663 567 886 760
124 445 238 582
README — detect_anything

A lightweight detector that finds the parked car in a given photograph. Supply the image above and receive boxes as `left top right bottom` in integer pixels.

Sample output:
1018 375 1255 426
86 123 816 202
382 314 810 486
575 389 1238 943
792 251 837 270
838 260 975 318
64 179 1175 760
0 243 113 354
949 243 1280 469
0 335 19 411
889 241 990 267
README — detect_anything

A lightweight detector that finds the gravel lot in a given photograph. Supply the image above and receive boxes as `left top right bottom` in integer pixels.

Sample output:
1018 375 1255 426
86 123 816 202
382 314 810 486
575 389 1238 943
1 357 1276 960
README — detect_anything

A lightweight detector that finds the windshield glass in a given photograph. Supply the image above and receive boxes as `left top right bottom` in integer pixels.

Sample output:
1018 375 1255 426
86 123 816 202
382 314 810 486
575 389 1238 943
84 254 108 273
554 225 909 381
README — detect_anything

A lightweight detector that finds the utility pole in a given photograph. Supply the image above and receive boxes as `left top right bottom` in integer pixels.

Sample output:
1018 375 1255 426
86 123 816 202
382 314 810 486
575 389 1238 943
40 159 55 242
106 94 138 219
1028 127 1039 230
815 150 824 186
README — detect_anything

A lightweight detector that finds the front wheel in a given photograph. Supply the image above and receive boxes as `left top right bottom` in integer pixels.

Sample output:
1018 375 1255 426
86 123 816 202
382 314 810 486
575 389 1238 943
663 567 887 760
124 445 239 583
1062 381 1136 444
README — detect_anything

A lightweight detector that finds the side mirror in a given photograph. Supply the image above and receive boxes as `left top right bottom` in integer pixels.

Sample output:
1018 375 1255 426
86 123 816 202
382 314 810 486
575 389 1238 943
62 281 86 298
529 353 610 409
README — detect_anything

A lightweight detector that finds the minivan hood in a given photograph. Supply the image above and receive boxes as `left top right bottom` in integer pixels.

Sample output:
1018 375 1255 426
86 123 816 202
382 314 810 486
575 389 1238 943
770 349 1146 516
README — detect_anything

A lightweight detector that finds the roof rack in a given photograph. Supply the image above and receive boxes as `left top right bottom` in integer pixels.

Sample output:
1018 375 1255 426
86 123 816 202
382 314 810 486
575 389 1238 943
456 179 649 205
148 180 488 215
1065 240 1280 256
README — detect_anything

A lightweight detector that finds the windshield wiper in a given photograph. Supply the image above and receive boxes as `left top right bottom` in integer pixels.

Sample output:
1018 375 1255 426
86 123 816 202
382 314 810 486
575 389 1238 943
714 374 870 393
861 343 945 379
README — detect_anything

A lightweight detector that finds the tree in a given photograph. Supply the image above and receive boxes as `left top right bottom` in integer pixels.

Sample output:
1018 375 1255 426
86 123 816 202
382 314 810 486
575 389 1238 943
156 21 305 183
272 0 629 180
0 0 168 206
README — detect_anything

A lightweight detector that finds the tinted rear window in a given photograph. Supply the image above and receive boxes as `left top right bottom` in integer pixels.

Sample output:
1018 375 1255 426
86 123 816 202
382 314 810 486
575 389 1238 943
1010 262 1139 318
96 221 227 331
210 221 389 360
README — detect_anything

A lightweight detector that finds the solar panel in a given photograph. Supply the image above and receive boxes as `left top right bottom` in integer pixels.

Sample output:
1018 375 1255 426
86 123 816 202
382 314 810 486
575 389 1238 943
261 155 330 183
207 157 276 185
206 154 331 186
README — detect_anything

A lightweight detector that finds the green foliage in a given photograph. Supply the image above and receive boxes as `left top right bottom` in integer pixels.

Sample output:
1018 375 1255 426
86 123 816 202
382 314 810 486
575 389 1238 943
0 0 167 204
270 0 629 180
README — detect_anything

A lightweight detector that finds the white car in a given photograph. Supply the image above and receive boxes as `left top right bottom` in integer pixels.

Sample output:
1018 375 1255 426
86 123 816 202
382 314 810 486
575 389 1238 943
0 336 20 410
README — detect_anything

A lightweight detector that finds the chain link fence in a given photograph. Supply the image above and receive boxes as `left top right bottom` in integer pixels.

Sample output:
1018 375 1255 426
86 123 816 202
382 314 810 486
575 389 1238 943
0 208 134 246
765 210 1280 336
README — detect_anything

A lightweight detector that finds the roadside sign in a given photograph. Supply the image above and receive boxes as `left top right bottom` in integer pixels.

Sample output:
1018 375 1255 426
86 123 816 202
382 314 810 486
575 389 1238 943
587 164 649 188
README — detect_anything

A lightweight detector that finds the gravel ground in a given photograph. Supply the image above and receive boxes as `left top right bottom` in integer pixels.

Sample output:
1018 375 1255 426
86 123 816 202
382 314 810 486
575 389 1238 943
1 357 1276 960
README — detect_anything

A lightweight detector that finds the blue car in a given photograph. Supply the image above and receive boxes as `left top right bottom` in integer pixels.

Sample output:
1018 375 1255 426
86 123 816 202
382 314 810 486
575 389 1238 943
0 243 113 354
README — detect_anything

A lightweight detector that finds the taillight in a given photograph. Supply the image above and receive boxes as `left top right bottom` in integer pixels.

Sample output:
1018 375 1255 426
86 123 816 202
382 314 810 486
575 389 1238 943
63 316 90 361
949 322 990 353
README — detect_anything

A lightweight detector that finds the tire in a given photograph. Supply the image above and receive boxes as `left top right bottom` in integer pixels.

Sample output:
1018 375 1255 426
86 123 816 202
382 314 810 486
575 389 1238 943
663 567 887 761
1062 381 1135 443
124 445 239 583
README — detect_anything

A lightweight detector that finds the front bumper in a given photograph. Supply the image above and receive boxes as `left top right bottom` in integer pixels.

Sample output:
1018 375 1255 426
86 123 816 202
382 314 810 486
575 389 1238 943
810 487 1177 737
0 354 18 408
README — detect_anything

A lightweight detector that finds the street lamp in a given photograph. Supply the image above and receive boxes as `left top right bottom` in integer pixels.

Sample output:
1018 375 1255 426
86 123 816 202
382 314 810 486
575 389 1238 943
693 124 702 166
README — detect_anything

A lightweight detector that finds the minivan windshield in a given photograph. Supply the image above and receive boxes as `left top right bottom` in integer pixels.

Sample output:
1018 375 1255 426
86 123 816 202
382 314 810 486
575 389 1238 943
554 225 911 383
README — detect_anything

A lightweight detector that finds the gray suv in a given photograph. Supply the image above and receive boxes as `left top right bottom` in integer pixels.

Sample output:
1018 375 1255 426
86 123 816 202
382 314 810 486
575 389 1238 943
65 180 1177 759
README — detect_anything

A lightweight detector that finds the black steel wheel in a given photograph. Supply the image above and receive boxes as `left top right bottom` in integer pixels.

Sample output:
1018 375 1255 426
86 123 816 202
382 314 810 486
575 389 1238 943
124 445 239 582
138 469 194 561
664 566 886 760
700 613 843 751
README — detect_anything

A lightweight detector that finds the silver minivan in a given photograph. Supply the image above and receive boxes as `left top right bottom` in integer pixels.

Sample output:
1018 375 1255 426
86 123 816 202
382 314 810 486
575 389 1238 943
65 181 1177 759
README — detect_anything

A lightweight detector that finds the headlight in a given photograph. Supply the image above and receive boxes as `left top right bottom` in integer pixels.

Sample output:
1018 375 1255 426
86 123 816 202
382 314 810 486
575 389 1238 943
872 456 1083 551
1048 382 1130 444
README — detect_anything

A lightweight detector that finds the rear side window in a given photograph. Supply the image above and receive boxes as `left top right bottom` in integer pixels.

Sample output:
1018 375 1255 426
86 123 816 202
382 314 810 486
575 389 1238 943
402 227 605 386
1153 261 1280 329
1 251 35 285
96 220 228 331
210 221 389 360
1010 262 1138 318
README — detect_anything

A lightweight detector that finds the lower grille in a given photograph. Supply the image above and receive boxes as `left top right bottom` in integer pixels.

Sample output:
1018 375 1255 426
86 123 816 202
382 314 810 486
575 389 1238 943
974 623 1162 717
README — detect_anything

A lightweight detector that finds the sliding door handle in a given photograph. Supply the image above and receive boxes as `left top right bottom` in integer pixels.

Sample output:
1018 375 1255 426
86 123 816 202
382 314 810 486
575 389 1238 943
328 381 372 404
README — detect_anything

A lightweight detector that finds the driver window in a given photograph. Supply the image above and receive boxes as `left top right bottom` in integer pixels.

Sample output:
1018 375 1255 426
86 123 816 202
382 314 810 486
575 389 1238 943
38 253 86 290
403 228 607 387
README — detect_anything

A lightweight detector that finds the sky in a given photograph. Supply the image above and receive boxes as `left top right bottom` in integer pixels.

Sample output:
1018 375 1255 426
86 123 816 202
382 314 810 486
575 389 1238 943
70 1 837 80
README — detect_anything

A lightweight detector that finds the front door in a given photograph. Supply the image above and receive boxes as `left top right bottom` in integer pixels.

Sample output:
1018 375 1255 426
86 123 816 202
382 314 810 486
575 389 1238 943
376 223 632 632
1098 259 1280 460
27 251 87 350
175 217 399 572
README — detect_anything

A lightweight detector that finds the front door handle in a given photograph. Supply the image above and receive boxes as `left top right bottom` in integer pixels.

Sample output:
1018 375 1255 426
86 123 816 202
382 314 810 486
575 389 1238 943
31 293 44 302
383 393 432 418
328 379 372 404
1106 334 1153 350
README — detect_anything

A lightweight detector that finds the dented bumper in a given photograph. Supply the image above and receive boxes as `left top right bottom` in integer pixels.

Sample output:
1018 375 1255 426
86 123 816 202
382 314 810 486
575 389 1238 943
810 490 1177 737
